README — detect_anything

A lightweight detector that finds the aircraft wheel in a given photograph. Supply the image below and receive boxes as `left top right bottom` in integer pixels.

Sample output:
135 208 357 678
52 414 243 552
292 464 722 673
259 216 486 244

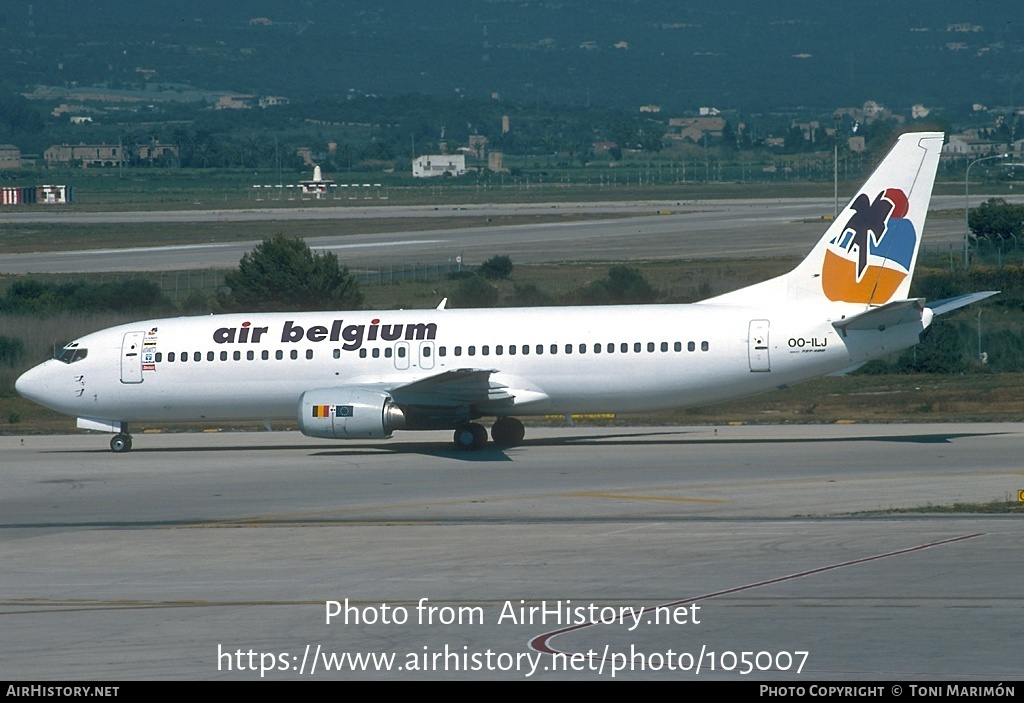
491 417 525 447
110 434 133 453
453 422 488 450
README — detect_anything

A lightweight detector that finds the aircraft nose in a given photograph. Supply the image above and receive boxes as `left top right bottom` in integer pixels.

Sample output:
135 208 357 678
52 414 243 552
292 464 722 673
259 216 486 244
15 363 50 405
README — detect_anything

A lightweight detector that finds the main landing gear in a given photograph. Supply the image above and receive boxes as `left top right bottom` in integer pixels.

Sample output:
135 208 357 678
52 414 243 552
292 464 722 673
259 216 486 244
453 417 525 451
110 430 133 453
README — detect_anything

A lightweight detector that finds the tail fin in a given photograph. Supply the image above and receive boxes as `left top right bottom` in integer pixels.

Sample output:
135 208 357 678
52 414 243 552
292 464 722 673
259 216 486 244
706 131 944 308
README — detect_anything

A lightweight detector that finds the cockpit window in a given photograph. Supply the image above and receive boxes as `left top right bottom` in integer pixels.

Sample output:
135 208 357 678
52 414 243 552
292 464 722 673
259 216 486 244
55 345 88 364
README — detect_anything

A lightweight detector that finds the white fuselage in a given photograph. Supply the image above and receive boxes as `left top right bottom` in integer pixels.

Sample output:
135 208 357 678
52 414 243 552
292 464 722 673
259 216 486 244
15 301 907 427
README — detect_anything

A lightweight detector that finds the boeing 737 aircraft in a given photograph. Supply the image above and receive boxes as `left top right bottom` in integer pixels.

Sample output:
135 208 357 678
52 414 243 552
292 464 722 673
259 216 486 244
16 132 995 452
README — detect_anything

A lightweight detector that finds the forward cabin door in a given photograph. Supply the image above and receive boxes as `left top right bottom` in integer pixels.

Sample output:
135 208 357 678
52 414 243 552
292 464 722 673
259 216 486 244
120 331 145 383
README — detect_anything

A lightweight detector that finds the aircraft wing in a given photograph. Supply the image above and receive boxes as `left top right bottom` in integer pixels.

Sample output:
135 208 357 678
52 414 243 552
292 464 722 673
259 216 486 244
389 368 515 410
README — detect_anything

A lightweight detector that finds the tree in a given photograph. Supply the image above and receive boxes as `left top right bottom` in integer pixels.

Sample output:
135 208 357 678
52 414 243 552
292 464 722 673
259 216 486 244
450 275 499 308
970 198 1024 248
222 234 364 312
576 265 657 305
479 254 514 280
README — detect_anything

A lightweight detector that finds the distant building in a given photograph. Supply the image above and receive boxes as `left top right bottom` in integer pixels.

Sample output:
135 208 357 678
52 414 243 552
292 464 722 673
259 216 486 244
943 135 1006 155
667 116 726 142
412 154 467 178
45 144 121 168
216 94 256 110
792 121 821 142
488 152 507 173
138 144 179 162
44 143 176 167
0 145 21 169
259 96 289 108
468 134 488 157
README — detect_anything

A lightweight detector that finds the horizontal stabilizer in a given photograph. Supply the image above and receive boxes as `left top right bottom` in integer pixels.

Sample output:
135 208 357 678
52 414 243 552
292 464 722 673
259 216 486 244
926 291 999 316
832 299 925 337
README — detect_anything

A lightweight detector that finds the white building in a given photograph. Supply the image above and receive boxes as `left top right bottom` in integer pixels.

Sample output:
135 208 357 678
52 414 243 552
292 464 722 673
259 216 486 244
412 154 467 178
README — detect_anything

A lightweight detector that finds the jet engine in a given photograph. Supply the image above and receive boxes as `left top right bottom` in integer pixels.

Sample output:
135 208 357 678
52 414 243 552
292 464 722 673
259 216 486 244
298 387 406 439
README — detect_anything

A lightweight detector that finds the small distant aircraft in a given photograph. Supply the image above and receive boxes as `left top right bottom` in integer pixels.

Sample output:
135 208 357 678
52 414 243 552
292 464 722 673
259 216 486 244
16 132 995 452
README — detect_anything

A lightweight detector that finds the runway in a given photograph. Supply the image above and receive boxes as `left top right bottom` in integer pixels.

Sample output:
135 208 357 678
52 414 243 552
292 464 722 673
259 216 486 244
0 196 988 274
2 424 1021 680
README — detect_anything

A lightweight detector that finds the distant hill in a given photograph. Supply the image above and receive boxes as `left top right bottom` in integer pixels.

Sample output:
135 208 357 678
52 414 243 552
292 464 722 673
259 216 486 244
3 0 1022 112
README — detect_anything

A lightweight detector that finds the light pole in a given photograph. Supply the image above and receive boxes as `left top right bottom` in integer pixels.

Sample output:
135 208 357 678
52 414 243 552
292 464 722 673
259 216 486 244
833 115 841 218
964 152 1008 270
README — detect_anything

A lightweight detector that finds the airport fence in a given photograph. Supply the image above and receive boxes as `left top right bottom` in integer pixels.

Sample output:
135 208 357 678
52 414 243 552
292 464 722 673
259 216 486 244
151 260 468 301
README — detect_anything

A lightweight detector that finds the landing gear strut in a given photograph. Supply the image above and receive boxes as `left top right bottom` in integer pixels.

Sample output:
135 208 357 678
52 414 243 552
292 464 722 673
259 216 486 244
453 422 488 450
110 432 133 453
491 417 525 448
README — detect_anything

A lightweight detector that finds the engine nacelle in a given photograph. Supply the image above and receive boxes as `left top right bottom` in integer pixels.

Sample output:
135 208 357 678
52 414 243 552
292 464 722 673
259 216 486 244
297 387 406 439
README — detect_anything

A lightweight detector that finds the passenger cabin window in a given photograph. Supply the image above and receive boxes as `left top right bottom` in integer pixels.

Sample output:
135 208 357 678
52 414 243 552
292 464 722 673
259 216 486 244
207 351 215 361
701 341 709 352
221 351 229 361
168 352 176 362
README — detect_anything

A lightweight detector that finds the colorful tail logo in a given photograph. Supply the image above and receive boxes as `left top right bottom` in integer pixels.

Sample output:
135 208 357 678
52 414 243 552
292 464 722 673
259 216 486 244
822 187 915 304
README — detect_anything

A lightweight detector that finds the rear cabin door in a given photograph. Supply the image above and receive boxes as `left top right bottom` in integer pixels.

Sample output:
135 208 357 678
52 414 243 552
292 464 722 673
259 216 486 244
748 320 771 372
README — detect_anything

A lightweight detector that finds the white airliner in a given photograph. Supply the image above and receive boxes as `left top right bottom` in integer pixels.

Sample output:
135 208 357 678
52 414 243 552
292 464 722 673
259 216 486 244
16 132 995 452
